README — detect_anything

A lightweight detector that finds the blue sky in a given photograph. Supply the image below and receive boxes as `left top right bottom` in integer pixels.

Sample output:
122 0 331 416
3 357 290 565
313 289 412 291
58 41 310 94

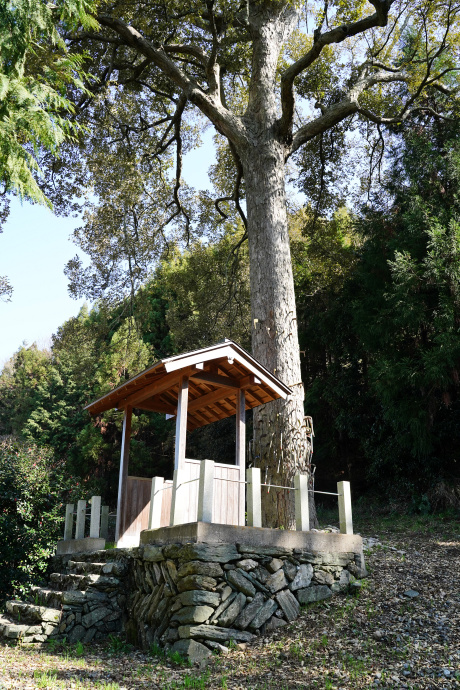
0 132 215 367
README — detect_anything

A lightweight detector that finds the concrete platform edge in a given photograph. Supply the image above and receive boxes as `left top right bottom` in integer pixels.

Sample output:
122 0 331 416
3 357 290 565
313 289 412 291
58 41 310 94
139 522 363 555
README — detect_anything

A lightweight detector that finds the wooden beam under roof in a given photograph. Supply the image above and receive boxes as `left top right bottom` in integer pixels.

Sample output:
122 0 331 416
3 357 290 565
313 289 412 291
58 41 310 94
136 398 177 415
117 366 197 409
187 386 236 413
190 371 240 389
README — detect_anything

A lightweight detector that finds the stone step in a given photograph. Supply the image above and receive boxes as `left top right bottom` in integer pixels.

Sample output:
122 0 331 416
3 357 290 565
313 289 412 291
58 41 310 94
6 600 61 625
49 572 86 591
29 585 94 607
67 561 106 575
29 586 63 609
0 611 60 644
0 608 60 645
49 572 121 591
0 613 36 641
67 560 127 577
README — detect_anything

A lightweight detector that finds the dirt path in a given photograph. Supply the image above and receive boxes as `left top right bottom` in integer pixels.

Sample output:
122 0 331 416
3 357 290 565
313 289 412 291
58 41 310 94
0 514 458 689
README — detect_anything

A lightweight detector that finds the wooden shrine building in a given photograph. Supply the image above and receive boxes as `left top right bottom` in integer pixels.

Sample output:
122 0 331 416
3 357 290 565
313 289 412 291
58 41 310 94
85 340 291 547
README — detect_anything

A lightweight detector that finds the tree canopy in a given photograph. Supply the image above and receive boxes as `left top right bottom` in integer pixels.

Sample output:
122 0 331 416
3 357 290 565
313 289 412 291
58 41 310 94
42 0 460 301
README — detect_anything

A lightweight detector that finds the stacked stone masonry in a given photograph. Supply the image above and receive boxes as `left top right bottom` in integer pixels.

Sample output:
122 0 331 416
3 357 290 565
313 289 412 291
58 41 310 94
129 542 366 660
0 556 129 645
0 541 366 659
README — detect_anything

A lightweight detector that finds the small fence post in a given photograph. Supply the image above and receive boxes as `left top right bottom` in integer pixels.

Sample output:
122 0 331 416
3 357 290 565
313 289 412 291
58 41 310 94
337 481 353 534
170 469 185 526
294 474 310 531
64 503 74 540
197 459 214 523
90 496 101 538
100 506 109 540
75 500 86 540
246 467 262 528
149 476 164 529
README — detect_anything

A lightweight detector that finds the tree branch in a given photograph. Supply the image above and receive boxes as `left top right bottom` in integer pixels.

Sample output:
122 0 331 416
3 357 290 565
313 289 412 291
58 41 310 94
162 44 208 65
289 61 454 155
96 14 247 148
290 98 358 154
215 142 247 230
278 0 394 140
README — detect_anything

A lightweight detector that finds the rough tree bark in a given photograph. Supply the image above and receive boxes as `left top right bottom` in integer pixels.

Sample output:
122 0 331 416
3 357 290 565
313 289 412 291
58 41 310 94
235 4 314 527
243 140 313 527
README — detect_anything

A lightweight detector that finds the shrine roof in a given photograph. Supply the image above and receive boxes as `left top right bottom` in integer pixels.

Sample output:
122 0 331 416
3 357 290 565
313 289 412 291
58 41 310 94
84 339 291 430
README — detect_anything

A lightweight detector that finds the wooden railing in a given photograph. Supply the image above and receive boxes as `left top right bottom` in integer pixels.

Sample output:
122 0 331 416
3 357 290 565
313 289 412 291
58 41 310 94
62 467 354 547
149 461 354 535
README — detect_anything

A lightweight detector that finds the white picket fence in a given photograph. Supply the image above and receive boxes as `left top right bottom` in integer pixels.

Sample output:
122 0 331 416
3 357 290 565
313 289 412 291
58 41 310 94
63 497 109 541
149 461 353 534
63 468 353 541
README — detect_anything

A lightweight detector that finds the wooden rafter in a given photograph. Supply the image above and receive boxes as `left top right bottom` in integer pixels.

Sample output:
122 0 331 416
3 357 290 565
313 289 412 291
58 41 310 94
117 366 197 409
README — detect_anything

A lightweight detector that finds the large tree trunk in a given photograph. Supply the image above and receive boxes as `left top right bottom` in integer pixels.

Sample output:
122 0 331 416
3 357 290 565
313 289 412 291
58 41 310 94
233 1 316 529
240 139 316 528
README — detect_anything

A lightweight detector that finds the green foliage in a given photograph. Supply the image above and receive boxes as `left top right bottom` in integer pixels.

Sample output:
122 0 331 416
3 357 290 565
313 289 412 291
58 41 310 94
302 119 460 501
155 223 250 351
0 0 96 207
0 437 70 603
107 634 131 656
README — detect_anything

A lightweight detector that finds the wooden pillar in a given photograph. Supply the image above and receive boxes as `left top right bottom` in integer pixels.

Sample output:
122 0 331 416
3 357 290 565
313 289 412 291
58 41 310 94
149 476 164 529
90 495 101 538
115 405 132 544
197 459 214 523
75 500 86 540
175 375 189 470
294 474 310 532
236 389 246 526
338 481 353 534
170 468 185 526
64 503 74 540
246 467 262 527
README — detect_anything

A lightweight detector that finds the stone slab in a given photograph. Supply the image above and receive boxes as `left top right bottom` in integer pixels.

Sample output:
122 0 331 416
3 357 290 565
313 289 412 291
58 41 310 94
140 522 364 558
265 569 287 593
179 590 221 607
289 564 313 591
276 589 300 622
171 605 214 624
177 575 217 592
210 592 237 623
249 599 278 630
177 561 224 578
171 639 212 662
143 545 164 562
218 592 246 627
234 592 265 630
179 624 255 643
226 569 256 597
56 538 106 555
296 585 332 605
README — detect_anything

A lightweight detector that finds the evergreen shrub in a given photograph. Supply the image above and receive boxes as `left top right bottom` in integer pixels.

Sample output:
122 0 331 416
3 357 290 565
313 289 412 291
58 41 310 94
0 437 70 604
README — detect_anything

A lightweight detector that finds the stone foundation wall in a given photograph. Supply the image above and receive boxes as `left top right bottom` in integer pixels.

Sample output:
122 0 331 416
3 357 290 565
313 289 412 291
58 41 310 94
4 533 365 654
126 541 366 660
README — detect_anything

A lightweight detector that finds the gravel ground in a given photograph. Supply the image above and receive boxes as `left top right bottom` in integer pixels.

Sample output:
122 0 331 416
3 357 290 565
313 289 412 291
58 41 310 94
0 513 458 689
